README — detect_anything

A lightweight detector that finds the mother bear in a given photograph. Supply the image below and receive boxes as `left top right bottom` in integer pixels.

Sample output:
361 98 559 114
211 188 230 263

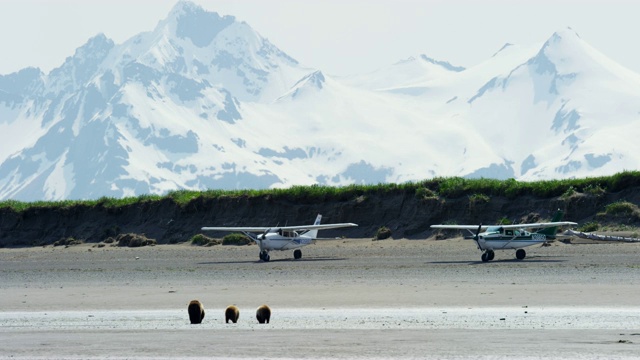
187 300 205 324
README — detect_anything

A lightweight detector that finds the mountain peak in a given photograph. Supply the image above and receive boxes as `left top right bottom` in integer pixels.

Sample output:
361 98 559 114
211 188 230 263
79 33 114 54
277 70 326 101
46 33 114 91
57 33 114 68
551 27 581 40
297 70 325 88
418 55 465 72
167 1 236 48
170 0 200 13
542 27 582 50
527 27 590 77
0 67 43 101
394 55 465 72
491 43 514 57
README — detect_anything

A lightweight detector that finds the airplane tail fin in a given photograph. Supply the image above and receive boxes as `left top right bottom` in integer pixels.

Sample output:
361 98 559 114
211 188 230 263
537 209 564 238
305 214 322 239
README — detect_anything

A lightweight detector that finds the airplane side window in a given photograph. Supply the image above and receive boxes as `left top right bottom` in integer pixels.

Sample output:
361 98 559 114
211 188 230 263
506 230 513 236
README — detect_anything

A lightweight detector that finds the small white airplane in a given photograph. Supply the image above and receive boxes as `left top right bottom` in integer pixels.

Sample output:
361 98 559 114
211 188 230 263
431 211 577 262
201 214 357 262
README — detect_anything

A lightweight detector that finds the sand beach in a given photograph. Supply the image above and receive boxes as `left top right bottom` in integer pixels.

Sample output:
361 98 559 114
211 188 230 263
1 237 640 359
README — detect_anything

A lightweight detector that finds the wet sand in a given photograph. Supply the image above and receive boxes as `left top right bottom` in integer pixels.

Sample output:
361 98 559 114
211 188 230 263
1 238 640 359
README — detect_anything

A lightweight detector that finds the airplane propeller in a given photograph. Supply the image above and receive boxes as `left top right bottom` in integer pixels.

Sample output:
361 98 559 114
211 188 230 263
259 228 271 240
473 224 482 248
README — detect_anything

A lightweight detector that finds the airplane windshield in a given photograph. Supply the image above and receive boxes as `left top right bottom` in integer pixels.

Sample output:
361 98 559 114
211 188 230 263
485 226 502 233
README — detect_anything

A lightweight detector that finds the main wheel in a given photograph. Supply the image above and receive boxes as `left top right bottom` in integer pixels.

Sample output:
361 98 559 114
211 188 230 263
515 249 526 260
487 250 495 261
293 249 302 260
264 253 270 262
481 252 490 262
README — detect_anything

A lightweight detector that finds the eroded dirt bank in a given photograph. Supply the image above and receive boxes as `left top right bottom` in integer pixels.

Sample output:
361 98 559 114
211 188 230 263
1 187 639 247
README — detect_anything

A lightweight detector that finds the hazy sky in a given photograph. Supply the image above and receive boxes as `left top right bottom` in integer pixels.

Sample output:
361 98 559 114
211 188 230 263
0 0 638 76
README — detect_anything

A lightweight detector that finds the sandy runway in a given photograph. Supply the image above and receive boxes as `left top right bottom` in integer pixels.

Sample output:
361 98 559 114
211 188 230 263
1 238 640 358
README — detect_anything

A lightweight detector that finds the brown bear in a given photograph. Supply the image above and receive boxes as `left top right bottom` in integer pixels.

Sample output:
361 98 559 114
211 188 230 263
187 300 205 324
225 305 240 323
256 304 271 324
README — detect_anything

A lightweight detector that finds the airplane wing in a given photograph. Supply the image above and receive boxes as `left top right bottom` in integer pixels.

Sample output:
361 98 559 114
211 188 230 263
499 221 577 229
202 223 358 232
431 225 489 230
201 226 273 232
431 222 577 230
278 223 358 231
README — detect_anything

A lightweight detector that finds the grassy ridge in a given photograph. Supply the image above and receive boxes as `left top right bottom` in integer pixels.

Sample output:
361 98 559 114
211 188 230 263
1 171 639 212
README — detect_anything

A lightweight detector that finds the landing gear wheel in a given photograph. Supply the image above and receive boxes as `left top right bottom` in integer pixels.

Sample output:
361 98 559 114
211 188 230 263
481 252 490 262
515 249 526 260
487 250 495 261
293 249 302 260
259 251 270 262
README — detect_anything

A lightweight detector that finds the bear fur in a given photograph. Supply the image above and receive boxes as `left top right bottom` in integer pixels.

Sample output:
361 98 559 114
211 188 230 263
256 304 271 324
225 305 240 323
188 300 205 324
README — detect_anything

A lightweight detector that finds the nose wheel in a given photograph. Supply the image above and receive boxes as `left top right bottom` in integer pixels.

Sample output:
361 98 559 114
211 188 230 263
481 250 495 262
259 251 270 262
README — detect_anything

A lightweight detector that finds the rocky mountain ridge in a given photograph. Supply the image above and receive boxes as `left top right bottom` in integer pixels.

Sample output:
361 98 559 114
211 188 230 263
0 2 639 201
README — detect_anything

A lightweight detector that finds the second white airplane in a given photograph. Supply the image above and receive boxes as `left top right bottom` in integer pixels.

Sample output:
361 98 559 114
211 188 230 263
431 210 577 262
202 214 357 262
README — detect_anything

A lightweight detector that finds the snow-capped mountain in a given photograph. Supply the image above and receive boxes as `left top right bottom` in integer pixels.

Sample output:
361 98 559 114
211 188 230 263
0 2 638 201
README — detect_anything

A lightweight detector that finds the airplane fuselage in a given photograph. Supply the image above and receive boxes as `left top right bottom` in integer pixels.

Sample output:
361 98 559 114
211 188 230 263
478 226 546 250
260 233 314 251
478 227 547 250
479 234 546 250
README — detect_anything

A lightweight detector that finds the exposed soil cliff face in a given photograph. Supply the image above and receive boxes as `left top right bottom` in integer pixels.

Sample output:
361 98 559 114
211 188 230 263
1 188 639 247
